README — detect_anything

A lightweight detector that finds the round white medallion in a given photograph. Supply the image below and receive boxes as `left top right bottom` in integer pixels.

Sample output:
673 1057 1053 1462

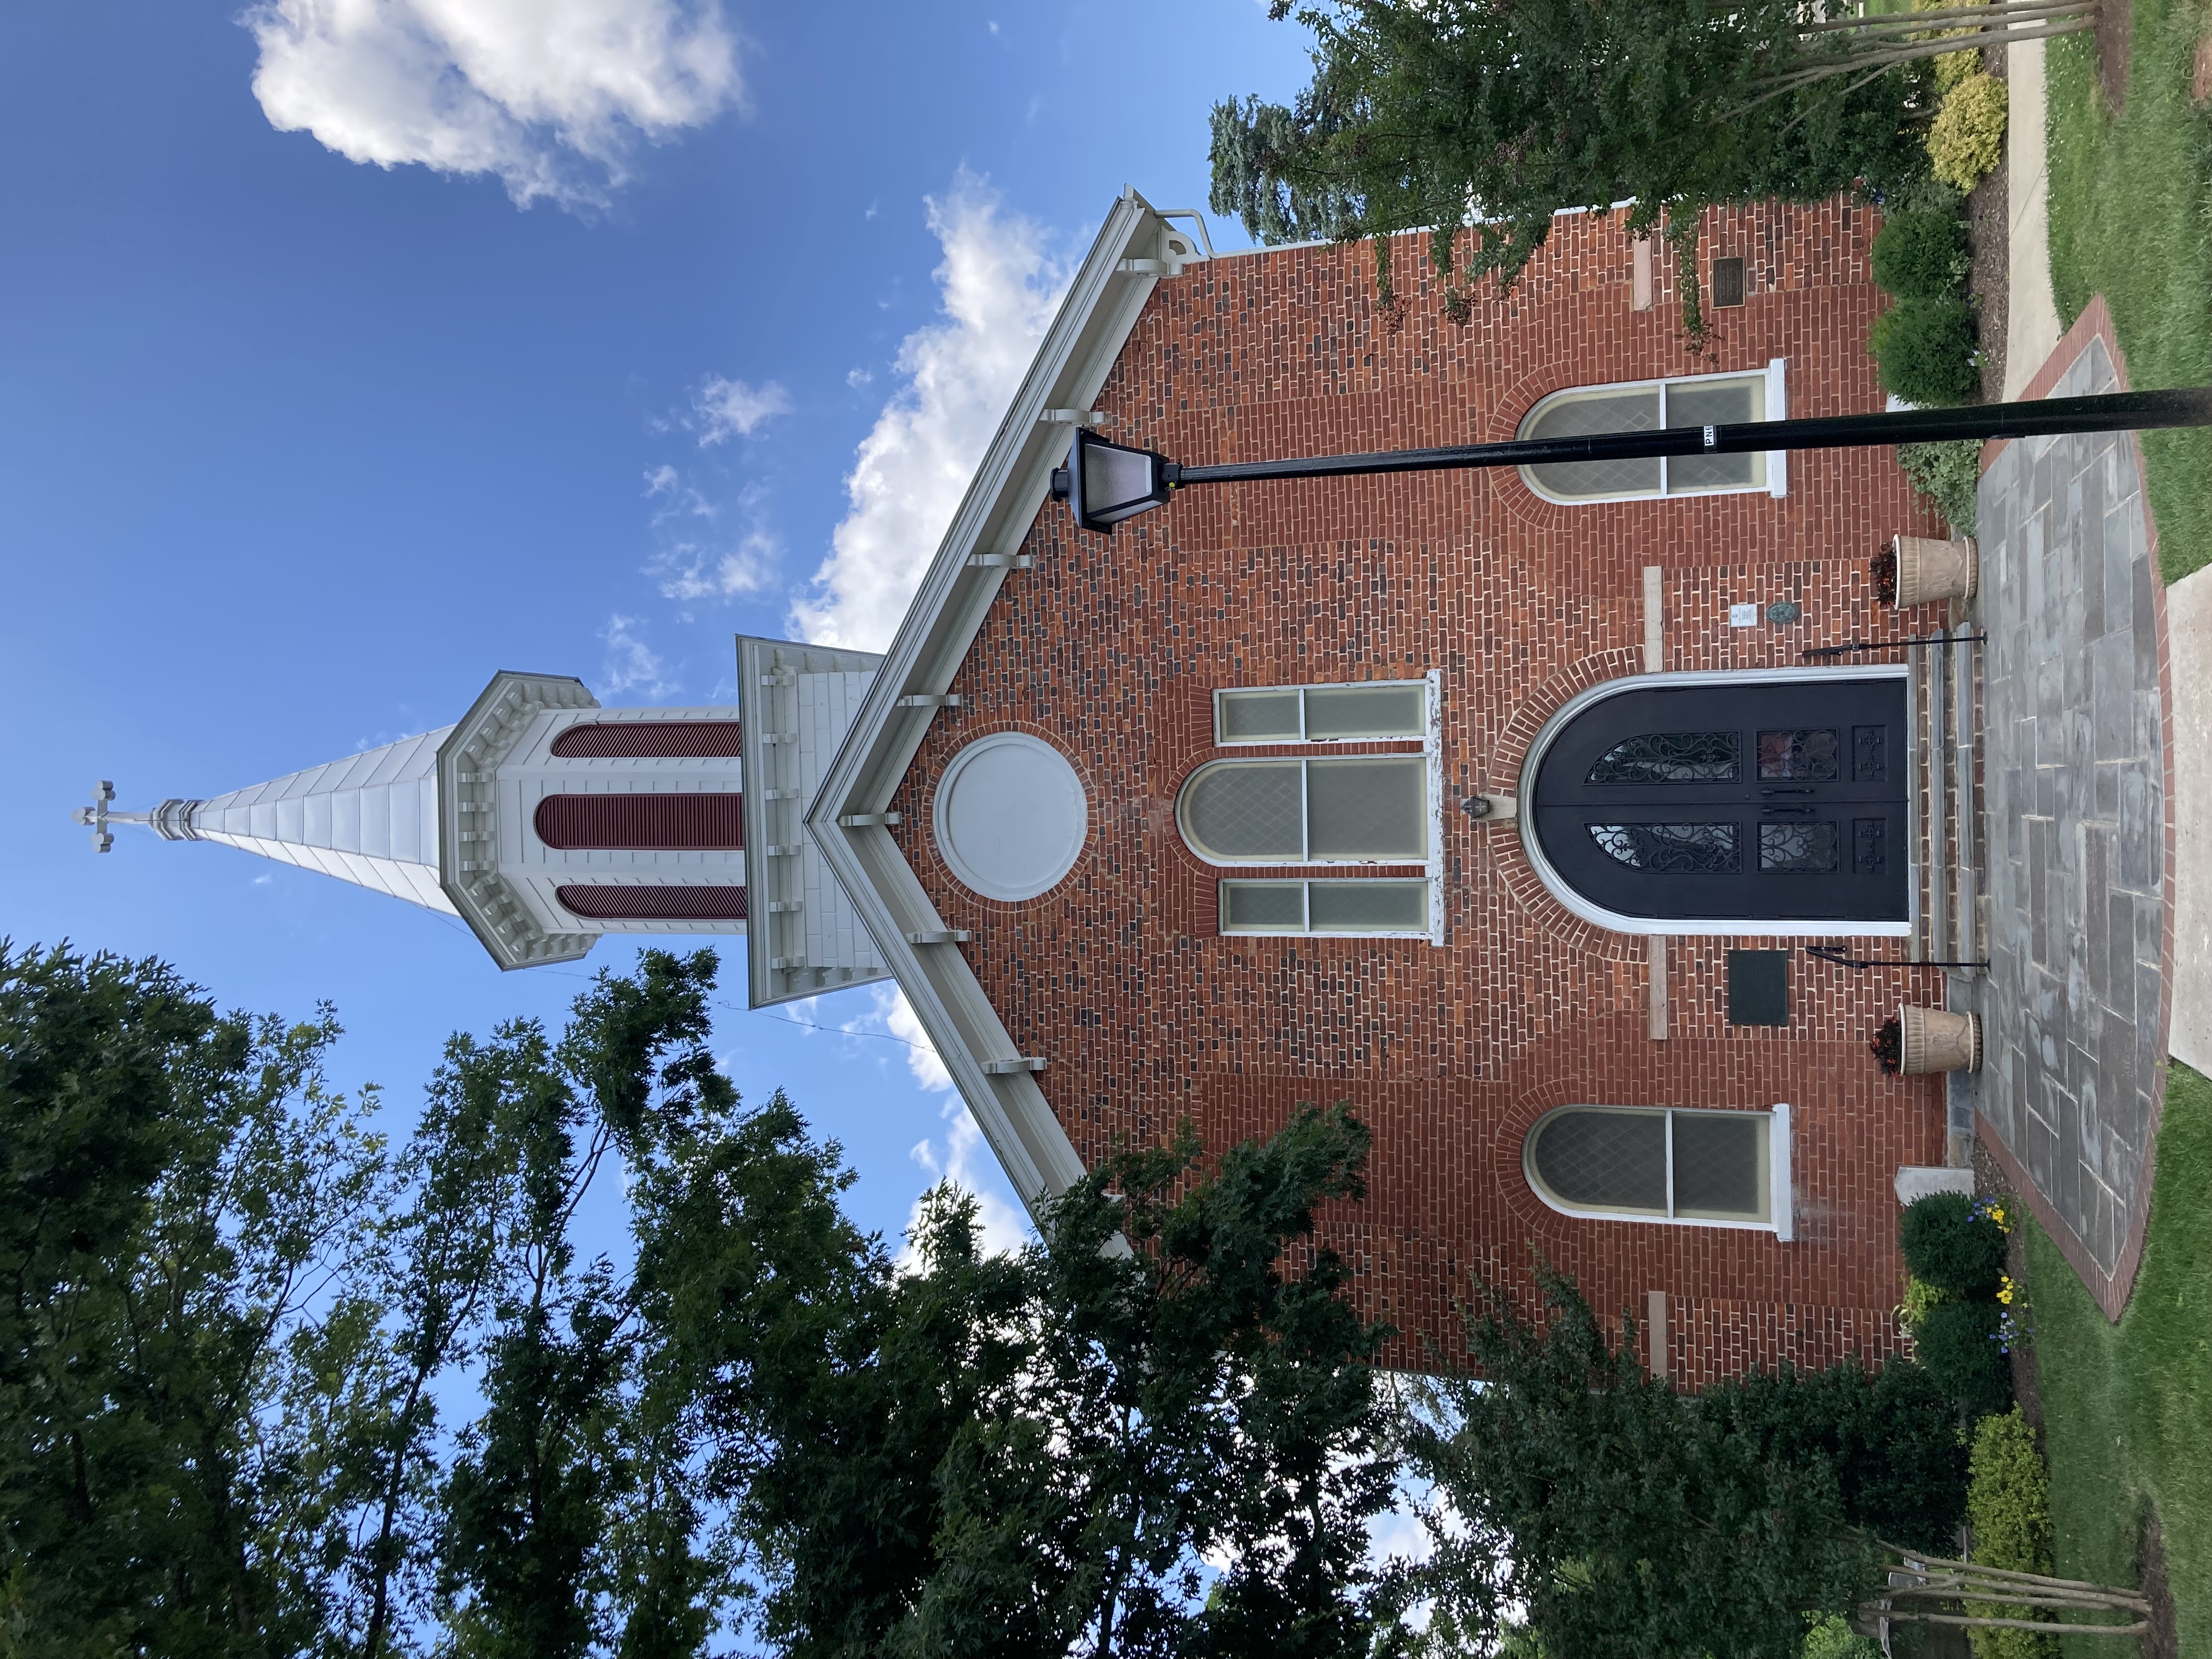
933 732 1089 901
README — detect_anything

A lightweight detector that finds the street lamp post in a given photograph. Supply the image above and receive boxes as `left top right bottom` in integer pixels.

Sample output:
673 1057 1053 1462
1049 387 2212 535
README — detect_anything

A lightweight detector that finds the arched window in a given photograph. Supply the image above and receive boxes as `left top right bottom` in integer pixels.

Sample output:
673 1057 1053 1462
550 720 742 758
1177 756 1426 864
1518 369 1776 503
534 794 743 850
1523 1105 1789 1232
556 885 748 920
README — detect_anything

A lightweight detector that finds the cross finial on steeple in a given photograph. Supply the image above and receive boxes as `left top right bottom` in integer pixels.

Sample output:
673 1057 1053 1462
71 781 120 851
71 783 199 851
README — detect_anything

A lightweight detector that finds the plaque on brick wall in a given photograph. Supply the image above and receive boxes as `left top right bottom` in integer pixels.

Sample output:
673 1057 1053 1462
1727 950 1789 1025
1711 256 1746 308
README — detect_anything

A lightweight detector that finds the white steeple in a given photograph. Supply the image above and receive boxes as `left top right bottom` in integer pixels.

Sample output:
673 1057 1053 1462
78 649 891 995
73 729 454 914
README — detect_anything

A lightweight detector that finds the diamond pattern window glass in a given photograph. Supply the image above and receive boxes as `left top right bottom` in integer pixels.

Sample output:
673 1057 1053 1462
1181 762 1304 861
1519 371 1771 502
1215 681 1426 744
1180 757 1425 864
1526 1107 1773 1225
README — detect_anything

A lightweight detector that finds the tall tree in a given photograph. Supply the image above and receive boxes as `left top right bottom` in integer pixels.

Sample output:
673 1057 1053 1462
0 943 393 1659
1395 1268 1921 1659
1208 1 2072 336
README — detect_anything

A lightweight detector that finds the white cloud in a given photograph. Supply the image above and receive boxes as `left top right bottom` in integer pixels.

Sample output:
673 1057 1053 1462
828 984 1029 1260
791 174 1071 650
692 374 792 445
599 612 675 697
642 470 775 607
244 0 742 210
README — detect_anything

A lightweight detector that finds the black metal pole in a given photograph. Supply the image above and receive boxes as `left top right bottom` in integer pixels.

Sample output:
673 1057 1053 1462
1164 387 2212 487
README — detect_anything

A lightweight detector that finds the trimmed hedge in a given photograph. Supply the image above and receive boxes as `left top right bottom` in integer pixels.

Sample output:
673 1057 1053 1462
1901 1190 2007 1296
1965 1408 2057 1658
1871 297 1981 407
1931 71 2010 193
1915 1301 2014 1419
1872 210 1972 302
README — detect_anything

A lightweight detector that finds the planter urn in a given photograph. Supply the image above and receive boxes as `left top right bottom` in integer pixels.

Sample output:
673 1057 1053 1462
1898 1004 1982 1074
1892 534 1978 607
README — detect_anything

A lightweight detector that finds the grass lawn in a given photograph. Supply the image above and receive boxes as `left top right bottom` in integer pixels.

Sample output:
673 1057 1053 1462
2045 0 2212 583
2025 1062 2212 1654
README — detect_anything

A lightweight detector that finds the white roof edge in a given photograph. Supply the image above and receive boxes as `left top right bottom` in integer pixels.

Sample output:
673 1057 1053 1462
805 187 1174 1223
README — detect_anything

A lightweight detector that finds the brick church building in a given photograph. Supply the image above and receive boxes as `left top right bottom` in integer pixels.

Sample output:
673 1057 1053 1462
99 189 1957 1385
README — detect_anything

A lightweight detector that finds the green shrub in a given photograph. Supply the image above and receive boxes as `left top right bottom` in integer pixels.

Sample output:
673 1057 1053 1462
1805 1613 1883 1658
1964 1408 2057 1657
1705 1356 1968 1550
1901 1190 2007 1296
1898 439 1982 537
1872 210 1971 301
1932 46 1982 96
1915 1301 2013 1418
1898 1274 1951 1334
1871 297 1982 407
1930 71 2010 192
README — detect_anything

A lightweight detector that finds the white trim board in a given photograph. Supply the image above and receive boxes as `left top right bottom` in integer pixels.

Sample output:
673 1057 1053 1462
804 189 1193 1224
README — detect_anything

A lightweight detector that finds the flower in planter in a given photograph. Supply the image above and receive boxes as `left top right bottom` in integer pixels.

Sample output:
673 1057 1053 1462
1871 543 1899 606
1870 1015 1904 1074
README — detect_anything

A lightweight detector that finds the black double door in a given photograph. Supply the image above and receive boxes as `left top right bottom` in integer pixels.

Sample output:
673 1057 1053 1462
1531 678 1910 923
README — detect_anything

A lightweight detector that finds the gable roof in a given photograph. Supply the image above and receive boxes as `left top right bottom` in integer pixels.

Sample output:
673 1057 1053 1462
805 188 1204 1222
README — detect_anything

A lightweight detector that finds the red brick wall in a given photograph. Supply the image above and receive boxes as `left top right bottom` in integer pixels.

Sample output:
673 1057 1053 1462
888 199 1955 1385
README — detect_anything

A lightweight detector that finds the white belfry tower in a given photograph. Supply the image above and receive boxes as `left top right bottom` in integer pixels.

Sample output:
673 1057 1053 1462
80 644 888 1003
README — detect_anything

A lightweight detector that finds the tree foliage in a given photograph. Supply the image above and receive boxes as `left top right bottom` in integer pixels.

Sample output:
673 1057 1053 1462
1395 1268 1891 1659
0 941 1398 1658
1208 0 1931 337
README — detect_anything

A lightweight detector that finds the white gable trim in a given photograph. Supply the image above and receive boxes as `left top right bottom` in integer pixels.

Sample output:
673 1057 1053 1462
806 188 1192 1223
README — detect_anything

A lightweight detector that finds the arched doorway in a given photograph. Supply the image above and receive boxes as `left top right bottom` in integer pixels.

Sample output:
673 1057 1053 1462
1522 670 1910 932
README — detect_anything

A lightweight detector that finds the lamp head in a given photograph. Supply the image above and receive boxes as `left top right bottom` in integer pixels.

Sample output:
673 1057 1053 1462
1048 429 1178 534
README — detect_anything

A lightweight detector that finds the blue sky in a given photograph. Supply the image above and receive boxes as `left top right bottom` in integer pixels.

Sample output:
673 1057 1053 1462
0 0 1311 1250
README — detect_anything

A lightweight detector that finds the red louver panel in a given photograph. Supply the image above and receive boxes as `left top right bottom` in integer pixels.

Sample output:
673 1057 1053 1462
556 885 748 921
534 793 743 850
550 720 742 758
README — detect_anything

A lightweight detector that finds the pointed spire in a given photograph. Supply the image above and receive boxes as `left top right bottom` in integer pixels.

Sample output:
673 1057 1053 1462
80 731 459 916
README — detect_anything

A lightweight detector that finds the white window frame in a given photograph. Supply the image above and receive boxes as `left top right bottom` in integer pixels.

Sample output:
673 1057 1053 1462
1179 756 1426 865
1218 878 1431 938
1523 1103 1795 1239
1517 359 1790 504
1188 670 1444 946
1212 679 1429 745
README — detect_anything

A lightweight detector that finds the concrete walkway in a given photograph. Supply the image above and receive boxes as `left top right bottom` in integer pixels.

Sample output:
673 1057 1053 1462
2169 572 2212 1074
2002 33 2066 400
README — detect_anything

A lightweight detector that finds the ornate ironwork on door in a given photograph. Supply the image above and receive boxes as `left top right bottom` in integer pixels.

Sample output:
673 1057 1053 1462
1531 678 1909 922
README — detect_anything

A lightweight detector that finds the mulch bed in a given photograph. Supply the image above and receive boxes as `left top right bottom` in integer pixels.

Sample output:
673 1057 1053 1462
2141 1509 2178 1659
1967 39 2010 402
2099 0 2135 116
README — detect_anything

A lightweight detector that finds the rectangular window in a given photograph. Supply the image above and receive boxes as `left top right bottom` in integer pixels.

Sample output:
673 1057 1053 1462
1215 680 1426 746
1520 369 1778 502
1220 879 1430 936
